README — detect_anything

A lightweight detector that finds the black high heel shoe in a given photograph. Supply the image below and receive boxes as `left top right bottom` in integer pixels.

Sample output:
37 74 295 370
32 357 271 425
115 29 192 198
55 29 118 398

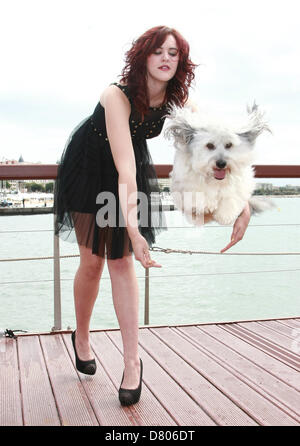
71 331 96 375
119 359 143 406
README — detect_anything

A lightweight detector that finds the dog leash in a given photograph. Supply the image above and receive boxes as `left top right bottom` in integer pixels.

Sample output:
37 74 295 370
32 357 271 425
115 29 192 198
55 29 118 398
150 246 300 255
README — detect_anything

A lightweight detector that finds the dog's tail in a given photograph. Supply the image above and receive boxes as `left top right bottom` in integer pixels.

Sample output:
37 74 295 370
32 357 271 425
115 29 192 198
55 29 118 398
249 196 276 215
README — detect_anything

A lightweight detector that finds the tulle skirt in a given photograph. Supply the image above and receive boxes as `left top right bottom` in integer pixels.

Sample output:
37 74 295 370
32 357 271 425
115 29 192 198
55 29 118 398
53 116 166 259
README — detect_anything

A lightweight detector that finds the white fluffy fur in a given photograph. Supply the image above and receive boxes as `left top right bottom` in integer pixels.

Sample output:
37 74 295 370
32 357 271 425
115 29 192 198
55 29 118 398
165 103 273 225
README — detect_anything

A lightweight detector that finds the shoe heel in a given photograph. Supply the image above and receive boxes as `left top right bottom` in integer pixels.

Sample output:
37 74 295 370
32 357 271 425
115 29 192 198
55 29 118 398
119 359 143 406
71 331 97 375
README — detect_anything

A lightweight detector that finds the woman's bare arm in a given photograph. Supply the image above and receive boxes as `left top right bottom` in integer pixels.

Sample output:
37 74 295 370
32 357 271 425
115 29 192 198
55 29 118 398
101 85 161 268
102 85 139 238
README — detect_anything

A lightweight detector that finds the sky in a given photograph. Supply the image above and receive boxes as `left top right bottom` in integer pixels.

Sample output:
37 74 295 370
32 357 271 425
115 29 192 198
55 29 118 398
1 0 299 185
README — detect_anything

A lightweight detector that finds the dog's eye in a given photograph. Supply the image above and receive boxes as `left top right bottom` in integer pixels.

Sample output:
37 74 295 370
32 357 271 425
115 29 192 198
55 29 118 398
225 142 232 149
206 143 215 150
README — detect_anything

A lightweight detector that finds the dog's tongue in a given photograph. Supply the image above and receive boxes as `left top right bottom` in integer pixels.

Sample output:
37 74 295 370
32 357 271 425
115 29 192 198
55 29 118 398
214 169 226 180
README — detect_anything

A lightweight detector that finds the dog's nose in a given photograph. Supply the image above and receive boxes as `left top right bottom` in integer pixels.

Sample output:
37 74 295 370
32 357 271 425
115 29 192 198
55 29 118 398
216 160 227 169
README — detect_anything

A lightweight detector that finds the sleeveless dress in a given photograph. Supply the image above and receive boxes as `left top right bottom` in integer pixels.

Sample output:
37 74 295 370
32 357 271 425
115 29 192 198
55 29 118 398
54 83 167 259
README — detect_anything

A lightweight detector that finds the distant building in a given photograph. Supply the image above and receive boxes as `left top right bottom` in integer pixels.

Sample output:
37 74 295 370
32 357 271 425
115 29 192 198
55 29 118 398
0 157 18 165
0 155 44 165
158 178 171 191
0 156 53 191
255 182 273 191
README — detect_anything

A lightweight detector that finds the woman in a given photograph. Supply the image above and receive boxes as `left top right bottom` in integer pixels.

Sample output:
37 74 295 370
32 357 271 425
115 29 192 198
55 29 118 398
54 25 250 406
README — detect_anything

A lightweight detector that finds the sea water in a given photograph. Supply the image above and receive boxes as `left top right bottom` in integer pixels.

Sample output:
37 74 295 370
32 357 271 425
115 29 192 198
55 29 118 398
0 198 299 333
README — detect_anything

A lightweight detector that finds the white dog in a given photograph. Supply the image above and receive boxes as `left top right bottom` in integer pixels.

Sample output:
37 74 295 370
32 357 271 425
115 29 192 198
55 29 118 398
165 103 274 225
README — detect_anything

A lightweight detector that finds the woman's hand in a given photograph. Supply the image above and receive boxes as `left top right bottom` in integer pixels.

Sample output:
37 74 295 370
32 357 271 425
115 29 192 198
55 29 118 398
220 203 251 253
131 233 162 268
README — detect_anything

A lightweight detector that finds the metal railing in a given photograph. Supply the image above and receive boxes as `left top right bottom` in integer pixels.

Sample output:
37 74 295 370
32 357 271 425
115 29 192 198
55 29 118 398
1 164 300 331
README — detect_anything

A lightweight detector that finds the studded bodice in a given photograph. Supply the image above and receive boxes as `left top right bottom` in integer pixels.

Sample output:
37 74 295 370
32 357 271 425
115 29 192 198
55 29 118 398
90 82 168 143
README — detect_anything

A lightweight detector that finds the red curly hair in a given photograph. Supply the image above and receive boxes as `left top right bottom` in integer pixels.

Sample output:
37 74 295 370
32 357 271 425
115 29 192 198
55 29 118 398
120 26 197 118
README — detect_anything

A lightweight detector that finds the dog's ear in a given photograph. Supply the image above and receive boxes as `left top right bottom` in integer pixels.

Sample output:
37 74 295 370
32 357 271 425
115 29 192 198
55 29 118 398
237 102 272 144
164 106 197 149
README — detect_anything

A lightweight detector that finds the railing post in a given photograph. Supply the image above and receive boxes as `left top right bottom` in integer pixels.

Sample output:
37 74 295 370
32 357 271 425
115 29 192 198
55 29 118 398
52 214 62 331
144 267 150 325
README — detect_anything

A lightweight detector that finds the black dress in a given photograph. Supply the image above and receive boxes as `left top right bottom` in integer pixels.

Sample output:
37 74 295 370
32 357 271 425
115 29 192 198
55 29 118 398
54 82 167 259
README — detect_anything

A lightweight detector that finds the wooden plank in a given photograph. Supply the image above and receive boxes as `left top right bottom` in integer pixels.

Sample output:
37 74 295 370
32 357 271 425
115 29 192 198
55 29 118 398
107 329 215 426
167 326 298 426
40 334 98 426
62 332 141 426
223 324 300 371
257 320 299 339
144 328 257 426
1 164 300 180
192 325 300 423
0 164 58 180
203 325 300 391
0 338 23 426
91 331 177 426
238 321 300 353
18 336 60 426
276 319 300 329
252 165 300 178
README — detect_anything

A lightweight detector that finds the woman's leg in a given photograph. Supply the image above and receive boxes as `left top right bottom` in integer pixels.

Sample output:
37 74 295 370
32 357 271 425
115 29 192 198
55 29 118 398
73 245 105 360
107 254 141 389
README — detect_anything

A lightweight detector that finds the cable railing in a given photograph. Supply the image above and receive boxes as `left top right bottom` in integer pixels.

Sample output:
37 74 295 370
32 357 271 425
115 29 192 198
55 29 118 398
1 164 300 330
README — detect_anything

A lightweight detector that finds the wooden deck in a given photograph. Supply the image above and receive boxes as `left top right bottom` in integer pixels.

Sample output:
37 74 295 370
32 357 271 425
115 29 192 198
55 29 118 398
1 317 299 426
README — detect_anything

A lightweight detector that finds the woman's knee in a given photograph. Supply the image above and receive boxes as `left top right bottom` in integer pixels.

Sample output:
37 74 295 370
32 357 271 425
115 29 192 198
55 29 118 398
107 254 133 274
78 246 105 279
